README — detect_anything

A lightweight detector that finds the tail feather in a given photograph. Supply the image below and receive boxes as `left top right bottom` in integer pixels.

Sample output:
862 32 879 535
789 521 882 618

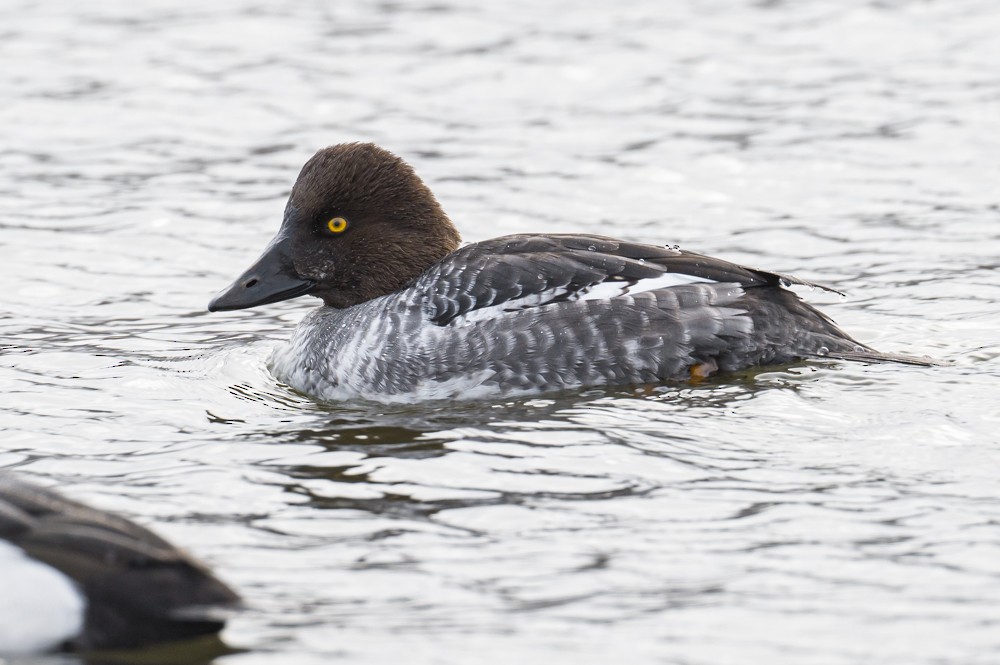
810 348 946 367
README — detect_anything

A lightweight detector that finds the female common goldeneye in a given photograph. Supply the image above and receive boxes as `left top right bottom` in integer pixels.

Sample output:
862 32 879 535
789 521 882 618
0 474 240 654
208 143 932 402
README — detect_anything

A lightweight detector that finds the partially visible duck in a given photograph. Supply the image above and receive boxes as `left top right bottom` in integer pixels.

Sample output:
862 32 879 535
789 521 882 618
0 473 240 654
208 142 934 403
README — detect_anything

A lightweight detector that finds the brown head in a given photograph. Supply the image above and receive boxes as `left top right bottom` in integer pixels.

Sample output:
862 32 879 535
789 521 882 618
208 143 461 311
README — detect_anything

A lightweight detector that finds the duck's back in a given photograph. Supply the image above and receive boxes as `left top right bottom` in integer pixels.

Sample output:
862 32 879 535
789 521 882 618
271 234 890 402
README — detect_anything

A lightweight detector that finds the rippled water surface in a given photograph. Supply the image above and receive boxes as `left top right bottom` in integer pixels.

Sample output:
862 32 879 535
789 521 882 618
2 1 999 663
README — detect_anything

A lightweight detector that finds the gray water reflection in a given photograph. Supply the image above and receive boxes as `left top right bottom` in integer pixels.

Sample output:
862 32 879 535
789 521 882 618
2 0 1000 664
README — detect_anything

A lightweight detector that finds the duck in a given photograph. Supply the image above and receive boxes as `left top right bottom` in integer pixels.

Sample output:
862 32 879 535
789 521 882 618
208 142 934 403
0 473 240 654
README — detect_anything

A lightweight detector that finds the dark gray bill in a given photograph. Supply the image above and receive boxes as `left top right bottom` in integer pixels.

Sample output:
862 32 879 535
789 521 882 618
208 233 315 311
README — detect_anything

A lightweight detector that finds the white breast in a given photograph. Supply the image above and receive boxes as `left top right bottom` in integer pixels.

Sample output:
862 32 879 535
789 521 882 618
0 540 85 654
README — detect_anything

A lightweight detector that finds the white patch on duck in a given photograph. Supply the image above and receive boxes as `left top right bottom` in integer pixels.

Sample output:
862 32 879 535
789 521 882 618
447 271 717 326
0 540 85 654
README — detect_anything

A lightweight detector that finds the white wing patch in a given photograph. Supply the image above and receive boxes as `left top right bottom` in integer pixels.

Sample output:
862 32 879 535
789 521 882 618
446 271 716 326
0 540 85 653
580 271 714 301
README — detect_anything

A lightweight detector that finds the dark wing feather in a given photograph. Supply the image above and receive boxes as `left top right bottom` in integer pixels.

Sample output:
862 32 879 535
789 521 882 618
412 233 941 369
416 234 836 326
0 474 241 650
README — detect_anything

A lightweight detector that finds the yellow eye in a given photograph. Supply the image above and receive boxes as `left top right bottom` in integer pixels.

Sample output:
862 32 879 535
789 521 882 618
326 217 348 234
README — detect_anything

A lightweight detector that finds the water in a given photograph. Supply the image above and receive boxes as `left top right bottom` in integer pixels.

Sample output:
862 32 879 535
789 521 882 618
2 0 999 663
